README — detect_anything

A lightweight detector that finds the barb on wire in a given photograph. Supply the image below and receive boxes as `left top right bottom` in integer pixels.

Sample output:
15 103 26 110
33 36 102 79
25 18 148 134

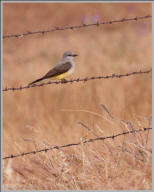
3 68 152 92
3 15 152 39
3 127 152 160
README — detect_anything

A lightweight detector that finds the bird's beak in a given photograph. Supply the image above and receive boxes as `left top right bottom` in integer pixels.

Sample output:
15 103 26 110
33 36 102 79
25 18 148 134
72 54 78 57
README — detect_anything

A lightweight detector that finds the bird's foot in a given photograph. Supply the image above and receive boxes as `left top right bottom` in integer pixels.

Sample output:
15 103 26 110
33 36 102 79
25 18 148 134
61 79 67 83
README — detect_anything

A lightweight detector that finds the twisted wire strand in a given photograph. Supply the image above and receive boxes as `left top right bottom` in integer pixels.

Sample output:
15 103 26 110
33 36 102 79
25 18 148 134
3 127 152 160
3 15 152 39
3 68 152 92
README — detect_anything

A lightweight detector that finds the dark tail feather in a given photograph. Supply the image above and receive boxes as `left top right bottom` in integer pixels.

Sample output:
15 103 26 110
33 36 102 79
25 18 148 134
28 77 45 86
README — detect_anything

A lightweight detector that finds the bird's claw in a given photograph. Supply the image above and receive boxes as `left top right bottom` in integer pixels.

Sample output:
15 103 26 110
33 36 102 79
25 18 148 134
61 79 67 83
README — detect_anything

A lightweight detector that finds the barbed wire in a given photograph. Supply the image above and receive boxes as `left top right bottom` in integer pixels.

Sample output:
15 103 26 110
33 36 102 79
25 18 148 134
3 68 152 92
3 15 152 39
3 127 152 160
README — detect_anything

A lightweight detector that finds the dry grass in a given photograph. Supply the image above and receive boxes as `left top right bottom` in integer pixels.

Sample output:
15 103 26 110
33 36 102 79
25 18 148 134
3 3 152 190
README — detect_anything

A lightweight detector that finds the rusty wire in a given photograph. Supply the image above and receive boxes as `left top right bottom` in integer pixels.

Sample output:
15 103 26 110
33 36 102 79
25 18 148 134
3 68 152 92
3 127 152 160
3 15 152 39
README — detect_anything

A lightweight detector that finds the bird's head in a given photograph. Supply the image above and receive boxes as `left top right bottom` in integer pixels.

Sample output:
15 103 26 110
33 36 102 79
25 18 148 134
62 51 78 60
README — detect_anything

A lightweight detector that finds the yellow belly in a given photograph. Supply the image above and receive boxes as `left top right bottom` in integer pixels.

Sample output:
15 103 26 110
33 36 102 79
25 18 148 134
52 71 71 80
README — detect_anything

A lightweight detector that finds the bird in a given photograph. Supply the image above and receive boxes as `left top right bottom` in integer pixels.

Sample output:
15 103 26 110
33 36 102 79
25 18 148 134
28 51 78 86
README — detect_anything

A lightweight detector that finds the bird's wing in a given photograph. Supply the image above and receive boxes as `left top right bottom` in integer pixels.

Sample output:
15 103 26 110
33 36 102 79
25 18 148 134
43 61 72 79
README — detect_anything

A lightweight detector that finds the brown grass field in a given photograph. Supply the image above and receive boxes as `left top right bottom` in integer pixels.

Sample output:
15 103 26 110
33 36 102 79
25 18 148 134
3 3 152 190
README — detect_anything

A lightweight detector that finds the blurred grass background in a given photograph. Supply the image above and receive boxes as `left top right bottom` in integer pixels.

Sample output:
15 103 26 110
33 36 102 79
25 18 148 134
3 3 152 190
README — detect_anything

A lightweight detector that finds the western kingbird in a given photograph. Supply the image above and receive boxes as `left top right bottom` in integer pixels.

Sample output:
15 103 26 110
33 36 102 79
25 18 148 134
28 51 78 86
